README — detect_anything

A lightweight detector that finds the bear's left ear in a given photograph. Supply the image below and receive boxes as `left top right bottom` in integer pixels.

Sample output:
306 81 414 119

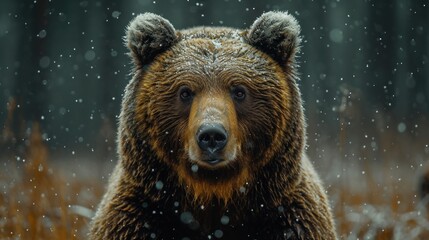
246 11 301 64
125 13 178 67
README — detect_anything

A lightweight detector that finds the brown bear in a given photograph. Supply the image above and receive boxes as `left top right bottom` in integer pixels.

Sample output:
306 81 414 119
89 11 337 239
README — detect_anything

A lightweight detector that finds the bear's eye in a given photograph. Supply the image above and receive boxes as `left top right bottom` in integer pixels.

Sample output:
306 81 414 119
179 86 194 102
231 85 246 101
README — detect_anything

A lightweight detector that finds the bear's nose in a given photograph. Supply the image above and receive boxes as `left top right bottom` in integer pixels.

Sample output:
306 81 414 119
196 123 228 154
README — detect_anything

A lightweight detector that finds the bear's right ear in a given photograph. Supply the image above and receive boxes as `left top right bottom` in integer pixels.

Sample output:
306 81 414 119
125 13 178 67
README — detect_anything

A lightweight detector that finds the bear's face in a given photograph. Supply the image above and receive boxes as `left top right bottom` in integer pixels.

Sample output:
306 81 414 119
124 12 303 203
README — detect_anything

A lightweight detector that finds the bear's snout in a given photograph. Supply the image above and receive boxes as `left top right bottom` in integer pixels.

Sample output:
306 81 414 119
196 123 228 164
186 92 240 167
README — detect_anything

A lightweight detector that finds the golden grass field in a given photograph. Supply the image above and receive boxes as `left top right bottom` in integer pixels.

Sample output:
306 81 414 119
1 121 429 239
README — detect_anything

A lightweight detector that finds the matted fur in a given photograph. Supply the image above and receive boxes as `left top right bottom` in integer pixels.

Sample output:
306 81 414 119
90 12 337 239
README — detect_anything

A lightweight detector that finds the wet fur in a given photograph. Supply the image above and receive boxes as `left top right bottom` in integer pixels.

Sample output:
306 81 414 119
90 12 337 239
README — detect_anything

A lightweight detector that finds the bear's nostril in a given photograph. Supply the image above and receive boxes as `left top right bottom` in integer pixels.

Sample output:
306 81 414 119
201 134 211 143
197 124 228 154
214 133 225 142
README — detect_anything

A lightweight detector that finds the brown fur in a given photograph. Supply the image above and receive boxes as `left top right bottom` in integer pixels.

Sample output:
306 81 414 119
90 12 337 239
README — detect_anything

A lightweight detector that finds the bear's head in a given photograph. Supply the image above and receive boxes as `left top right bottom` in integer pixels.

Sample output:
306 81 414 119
120 12 304 204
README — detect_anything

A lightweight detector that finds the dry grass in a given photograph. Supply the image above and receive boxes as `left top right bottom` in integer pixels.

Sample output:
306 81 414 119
0 123 104 239
331 172 429 239
1 120 429 239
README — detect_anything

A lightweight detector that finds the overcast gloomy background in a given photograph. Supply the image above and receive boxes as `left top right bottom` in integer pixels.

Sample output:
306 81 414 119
0 0 428 168
1 1 429 238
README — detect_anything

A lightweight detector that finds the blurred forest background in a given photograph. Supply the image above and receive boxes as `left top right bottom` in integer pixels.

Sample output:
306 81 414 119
0 0 429 239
